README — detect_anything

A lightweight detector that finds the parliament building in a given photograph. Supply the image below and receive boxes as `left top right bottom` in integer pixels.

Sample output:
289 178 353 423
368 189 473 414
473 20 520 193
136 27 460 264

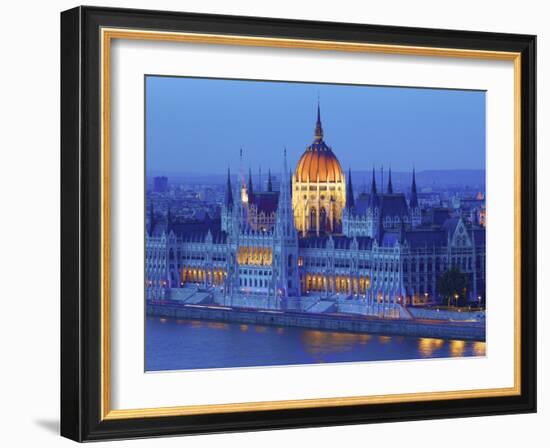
146 105 486 309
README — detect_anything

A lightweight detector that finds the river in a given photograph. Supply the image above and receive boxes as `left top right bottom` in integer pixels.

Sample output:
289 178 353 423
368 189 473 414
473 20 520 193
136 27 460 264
145 316 486 371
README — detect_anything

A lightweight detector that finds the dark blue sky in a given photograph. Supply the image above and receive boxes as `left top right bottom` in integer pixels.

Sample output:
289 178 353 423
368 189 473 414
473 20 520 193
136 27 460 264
146 76 485 175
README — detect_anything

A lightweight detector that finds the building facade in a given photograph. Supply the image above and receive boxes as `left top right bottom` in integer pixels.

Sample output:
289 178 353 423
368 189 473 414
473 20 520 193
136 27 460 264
146 107 486 308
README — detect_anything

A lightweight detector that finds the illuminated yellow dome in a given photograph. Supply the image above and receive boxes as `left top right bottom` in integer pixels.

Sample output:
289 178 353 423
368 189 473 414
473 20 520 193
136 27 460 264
294 105 343 183
292 103 346 236
295 147 343 183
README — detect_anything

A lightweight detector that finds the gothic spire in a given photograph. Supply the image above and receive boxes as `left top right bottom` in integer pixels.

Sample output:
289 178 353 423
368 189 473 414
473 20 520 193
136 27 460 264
224 167 233 207
369 166 379 209
247 167 254 200
166 206 173 232
346 168 355 210
267 169 273 192
258 166 262 192
276 148 294 238
314 100 323 141
282 148 288 184
387 166 394 194
410 166 419 208
370 166 377 195
148 202 155 236
239 147 244 188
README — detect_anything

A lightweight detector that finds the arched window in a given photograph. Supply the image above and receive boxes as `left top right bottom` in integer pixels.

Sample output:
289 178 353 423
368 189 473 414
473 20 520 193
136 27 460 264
319 208 327 233
309 207 317 230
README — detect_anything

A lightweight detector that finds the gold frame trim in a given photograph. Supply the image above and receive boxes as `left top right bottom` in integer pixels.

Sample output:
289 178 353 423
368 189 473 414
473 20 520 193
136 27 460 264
100 28 522 421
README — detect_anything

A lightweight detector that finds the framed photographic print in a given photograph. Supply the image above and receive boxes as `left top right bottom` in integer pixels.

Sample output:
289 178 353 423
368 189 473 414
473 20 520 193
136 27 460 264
60 6 536 441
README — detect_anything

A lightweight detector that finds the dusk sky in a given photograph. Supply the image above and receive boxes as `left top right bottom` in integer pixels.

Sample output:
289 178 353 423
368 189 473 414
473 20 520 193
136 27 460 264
145 76 486 176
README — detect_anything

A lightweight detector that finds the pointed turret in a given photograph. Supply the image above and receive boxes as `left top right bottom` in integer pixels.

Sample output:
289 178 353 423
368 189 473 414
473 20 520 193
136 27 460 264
274 148 299 302
247 167 254 201
409 166 421 228
410 166 419 208
369 167 379 209
276 148 295 239
239 147 244 188
224 168 233 208
346 168 355 210
148 202 155 236
234 166 244 228
387 166 394 194
167 206 175 234
267 169 273 192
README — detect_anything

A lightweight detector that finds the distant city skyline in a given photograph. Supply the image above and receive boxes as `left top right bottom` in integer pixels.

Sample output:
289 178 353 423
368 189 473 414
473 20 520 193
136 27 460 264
146 76 486 176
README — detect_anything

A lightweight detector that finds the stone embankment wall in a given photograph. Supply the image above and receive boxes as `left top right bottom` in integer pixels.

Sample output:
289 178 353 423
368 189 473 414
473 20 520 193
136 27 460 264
407 307 485 322
147 303 485 341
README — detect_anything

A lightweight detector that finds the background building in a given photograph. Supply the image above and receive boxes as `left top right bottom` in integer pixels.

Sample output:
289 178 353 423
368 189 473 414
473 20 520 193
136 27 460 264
153 176 169 193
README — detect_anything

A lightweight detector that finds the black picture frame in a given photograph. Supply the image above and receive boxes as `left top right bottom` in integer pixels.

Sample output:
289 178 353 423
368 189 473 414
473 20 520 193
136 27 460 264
61 5 536 442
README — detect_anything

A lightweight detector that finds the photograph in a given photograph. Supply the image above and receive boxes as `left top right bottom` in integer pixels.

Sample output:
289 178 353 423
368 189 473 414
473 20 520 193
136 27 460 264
144 76 487 371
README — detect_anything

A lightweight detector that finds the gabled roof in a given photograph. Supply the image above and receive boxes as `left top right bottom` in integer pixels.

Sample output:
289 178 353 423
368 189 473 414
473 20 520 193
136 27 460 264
404 229 447 248
299 235 373 250
424 208 451 226
381 232 401 247
181 230 227 244
347 192 410 218
354 194 370 215
170 218 221 236
149 216 223 240
250 191 279 215
380 193 409 218
441 217 460 234
149 221 167 237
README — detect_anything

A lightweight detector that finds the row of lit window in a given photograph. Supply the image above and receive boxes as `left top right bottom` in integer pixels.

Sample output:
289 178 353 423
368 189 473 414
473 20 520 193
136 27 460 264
239 269 271 276
296 185 341 191
240 278 269 288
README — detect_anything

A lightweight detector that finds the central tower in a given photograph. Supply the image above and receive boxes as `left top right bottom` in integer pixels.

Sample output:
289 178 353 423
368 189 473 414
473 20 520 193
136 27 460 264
292 103 346 236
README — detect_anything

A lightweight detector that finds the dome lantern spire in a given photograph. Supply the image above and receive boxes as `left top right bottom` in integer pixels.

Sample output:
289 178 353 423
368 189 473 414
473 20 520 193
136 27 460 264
314 99 324 141
293 101 345 235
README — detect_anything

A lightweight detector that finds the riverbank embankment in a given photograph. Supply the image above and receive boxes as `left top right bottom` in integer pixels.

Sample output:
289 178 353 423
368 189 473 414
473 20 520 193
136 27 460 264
146 302 485 341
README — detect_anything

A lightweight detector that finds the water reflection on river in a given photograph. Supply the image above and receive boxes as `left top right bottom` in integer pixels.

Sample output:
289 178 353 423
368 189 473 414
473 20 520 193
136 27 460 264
146 316 486 371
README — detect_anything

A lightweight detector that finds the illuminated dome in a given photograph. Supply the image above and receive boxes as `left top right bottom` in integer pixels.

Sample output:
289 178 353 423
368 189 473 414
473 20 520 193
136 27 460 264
295 148 343 183
294 107 344 183
292 103 347 236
